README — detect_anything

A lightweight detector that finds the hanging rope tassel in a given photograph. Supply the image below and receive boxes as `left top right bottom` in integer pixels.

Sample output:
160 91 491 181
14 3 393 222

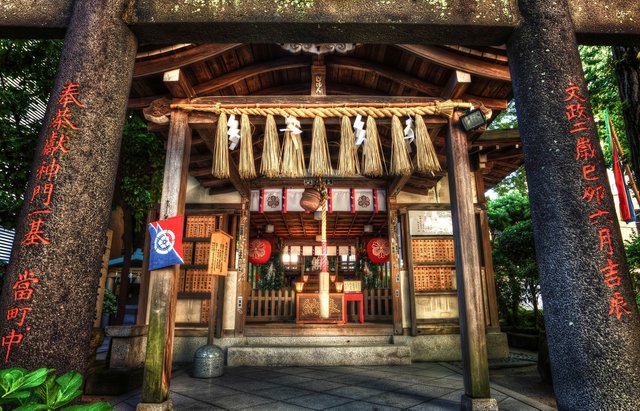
414 114 441 174
238 114 256 179
281 130 306 177
390 115 412 176
260 114 281 177
362 116 385 177
309 116 333 176
212 112 229 178
337 116 359 176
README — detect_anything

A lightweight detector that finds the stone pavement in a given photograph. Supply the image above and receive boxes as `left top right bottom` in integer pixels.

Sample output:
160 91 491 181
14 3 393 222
106 363 556 410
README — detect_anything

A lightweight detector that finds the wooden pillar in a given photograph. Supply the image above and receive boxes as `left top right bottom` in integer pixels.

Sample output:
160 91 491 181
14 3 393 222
507 0 640 407
387 196 403 335
446 113 495 409
141 110 191 404
234 197 250 335
136 208 156 325
94 230 113 328
400 210 417 336
0 0 136 374
474 173 500 329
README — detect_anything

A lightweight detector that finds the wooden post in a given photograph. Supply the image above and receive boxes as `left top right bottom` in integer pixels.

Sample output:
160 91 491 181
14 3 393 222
137 208 157 325
94 230 113 328
387 196 403 335
400 211 418 336
474 173 500 329
141 110 191 404
311 56 326 96
234 197 250 335
446 113 494 408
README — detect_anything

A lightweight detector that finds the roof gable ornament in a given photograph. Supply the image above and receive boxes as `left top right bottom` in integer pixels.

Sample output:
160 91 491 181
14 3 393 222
279 43 358 55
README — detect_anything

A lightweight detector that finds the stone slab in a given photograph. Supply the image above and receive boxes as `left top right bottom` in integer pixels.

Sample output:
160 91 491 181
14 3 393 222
461 395 499 411
106 325 148 337
227 345 411 367
136 399 173 411
395 332 508 362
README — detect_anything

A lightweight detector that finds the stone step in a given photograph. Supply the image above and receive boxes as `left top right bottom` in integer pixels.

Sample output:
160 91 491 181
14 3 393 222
243 335 393 346
227 345 412 367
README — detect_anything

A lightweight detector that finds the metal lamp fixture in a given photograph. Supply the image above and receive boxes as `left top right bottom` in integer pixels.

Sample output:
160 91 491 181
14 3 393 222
460 108 486 131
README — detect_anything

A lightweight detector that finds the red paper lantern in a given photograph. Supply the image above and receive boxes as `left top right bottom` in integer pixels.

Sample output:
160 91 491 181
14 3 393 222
248 239 272 265
367 238 390 264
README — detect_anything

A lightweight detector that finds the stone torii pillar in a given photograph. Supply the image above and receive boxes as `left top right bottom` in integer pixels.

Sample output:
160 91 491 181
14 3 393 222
507 0 640 408
0 0 136 373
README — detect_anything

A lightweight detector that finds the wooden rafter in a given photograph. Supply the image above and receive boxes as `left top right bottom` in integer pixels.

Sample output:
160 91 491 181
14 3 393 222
134 44 242 78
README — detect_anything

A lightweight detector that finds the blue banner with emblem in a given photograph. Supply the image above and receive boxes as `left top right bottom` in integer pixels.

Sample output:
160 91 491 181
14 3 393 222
148 215 185 271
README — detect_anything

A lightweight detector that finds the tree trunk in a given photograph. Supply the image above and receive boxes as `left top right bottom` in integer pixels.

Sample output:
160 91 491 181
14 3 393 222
612 47 640 183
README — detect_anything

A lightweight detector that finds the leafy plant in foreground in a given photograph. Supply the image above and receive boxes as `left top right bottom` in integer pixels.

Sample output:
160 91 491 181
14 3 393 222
0 368 112 410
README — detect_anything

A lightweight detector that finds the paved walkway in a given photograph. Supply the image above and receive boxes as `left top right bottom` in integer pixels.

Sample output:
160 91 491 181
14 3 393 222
107 363 555 411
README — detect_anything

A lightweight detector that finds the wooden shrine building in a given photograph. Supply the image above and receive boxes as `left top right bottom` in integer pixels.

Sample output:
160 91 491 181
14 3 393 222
125 43 519 367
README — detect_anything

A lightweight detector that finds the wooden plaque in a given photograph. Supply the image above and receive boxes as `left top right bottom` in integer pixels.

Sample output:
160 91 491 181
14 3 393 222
296 293 345 323
207 230 232 276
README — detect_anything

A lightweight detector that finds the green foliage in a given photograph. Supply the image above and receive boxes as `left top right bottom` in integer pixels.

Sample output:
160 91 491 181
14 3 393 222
0 368 112 410
487 191 531 234
624 232 640 310
102 289 117 315
489 193 541 328
0 40 62 228
257 251 284 290
118 113 165 231
488 99 518 130
491 166 528 198
579 45 628 166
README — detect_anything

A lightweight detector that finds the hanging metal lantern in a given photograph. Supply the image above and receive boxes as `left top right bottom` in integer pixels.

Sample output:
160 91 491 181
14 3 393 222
248 238 272 265
300 188 321 213
366 238 391 264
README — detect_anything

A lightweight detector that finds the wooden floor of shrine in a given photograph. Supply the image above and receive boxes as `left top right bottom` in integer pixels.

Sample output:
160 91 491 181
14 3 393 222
243 322 394 337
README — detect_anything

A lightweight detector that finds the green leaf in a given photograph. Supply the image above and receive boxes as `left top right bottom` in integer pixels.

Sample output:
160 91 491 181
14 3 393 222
50 371 82 409
35 375 56 406
15 403 49 411
63 402 114 411
21 369 52 389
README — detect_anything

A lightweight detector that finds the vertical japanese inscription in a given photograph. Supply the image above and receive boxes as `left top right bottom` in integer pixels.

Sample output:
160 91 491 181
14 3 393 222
2 82 85 362
564 82 630 320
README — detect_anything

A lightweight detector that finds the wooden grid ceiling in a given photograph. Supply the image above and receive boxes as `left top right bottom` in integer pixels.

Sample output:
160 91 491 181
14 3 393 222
131 43 522 196
250 210 388 240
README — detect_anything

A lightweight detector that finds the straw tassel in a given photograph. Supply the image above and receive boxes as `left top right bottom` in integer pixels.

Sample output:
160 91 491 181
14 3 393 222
308 117 333 176
337 116 360 176
260 114 281 177
414 114 441 174
390 115 412 176
238 114 256 179
362 116 385 177
281 130 306 177
212 112 229 178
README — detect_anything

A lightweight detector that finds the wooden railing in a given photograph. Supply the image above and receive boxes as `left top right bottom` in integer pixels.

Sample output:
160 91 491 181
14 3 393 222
246 288 393 322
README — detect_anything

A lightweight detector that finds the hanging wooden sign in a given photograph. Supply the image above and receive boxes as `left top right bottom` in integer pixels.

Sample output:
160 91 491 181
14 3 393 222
208 231 232 276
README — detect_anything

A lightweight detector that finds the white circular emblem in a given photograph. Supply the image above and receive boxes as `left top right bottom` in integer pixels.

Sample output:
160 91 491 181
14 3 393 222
154 229 175 255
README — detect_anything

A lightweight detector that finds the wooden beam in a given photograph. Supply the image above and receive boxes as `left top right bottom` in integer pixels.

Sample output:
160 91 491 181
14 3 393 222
440 70 472 99
193 56 310 95
446 112 491 399
311 57 326 96
398 44 511 82
163 68 196 98
388 175 412 197
134 44 241 78
142 110 191 403
387 196 403 335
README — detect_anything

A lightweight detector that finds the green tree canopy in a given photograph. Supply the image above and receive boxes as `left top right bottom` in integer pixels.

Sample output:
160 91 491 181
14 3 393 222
0 40 62 228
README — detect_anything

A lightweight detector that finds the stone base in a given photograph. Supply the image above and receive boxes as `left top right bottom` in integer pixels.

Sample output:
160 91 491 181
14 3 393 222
395 332 509 362
136 399 173 411
105 325 148 369
461 395 499 411
228 345 411 367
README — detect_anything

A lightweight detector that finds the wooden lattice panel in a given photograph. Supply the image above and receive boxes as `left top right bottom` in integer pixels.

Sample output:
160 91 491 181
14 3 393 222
412 238 455 263
180 269 213 292
185 215 220 238
414 266 455 291
182 242 193 264
194 242 210 265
